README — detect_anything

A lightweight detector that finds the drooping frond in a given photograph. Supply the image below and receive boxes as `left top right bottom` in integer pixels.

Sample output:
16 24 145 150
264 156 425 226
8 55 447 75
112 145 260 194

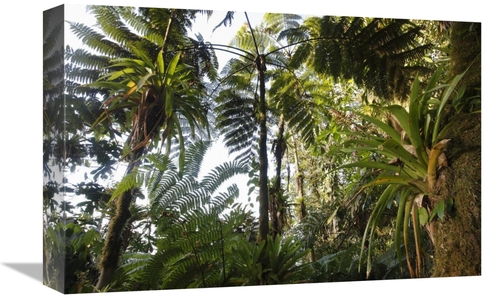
116 6 164 46
64 63 102 85
182 140 212 178
213 78 259 162
43 22 63 61
267 68 330 147
200 160 249 195
263 13 303 37
89 6 143 48
68 21 131 58
296 16 434 101
212 11 235 32
66 47 110 70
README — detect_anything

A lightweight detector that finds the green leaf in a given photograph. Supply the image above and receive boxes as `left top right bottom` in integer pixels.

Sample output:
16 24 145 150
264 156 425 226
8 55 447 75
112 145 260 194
368 175 426 192
385 105 428 167
430 200 445 221
395 189 412 271
403 193 416 273
360 184 401 276
165 52 181 85
424 66 443 97
173 114 185 174
129 45 154 70
136 73 155 91
385 105 410 138
88 81 129 91
106 67 136 81
446 197 455 212
163 87 174 117
338 161 401 173
157 50 165 75
357 113 402 144
418 207 428 226
408 80 429 167
378 139 427 176
410 72 420 105
432 72 465 144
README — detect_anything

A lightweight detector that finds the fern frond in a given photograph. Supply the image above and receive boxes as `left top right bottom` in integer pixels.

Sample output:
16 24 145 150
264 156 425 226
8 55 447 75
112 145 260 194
117 7 164 46
140 249 174 289
66 47 110 70
200 160 249 195
208 184 239 214
289 42 313 69
68 21 130 58
138 139 254 289
263 13 303 35
110 168 142 201
157 175 196 211
43 21 63 58
183 140 211 178
65 64 102 85
89 6 143 48
299 16 433 100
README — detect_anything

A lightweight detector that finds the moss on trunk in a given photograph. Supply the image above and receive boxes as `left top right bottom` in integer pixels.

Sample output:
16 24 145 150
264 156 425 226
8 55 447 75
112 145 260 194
433 113 481 276
96 190 134 290
432 21 481 277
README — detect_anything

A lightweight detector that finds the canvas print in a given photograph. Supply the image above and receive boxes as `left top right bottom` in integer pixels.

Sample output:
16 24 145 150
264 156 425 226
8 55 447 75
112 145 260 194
43 4 481 294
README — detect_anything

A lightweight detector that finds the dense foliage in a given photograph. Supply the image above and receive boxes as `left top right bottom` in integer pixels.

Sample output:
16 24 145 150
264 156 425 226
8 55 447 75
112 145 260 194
43 5 480 294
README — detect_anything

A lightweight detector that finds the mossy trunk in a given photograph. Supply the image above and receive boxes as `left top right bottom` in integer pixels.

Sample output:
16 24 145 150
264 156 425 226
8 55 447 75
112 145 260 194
95 190 134 290
270 114 286 239
433 113 481 276
432 22 481 277
95 157 140 290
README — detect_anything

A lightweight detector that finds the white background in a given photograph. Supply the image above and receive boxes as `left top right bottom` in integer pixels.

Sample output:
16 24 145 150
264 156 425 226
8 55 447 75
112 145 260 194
0 0 496 297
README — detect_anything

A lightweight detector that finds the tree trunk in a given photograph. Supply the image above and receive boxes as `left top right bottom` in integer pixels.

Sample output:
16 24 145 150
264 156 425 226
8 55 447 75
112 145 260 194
257 55 269 243
432 22 481 277
96 191 134 289
270 114 286 239
292 135 313 262
292 136 306 218
96 160 138 290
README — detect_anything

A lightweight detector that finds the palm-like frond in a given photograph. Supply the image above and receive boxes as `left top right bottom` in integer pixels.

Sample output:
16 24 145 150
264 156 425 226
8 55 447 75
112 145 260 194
90 6 143 47
268 69 327 147
111 141 251 290
116 7 164 46
297 16 434 100
214 99 256 171
68 21 131 58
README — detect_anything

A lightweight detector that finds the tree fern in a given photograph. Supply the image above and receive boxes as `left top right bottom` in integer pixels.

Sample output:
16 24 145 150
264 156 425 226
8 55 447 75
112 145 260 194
110 140 251 289
90 6 143 48
297 16 434 101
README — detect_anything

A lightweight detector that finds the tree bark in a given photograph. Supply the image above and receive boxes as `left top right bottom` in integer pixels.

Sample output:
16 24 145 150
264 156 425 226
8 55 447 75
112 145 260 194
433 113 481 276
432 22 481 277
95 159 138 290
270 114 286 239
292 136 306 219
257 55 269 243
96 190 134 290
